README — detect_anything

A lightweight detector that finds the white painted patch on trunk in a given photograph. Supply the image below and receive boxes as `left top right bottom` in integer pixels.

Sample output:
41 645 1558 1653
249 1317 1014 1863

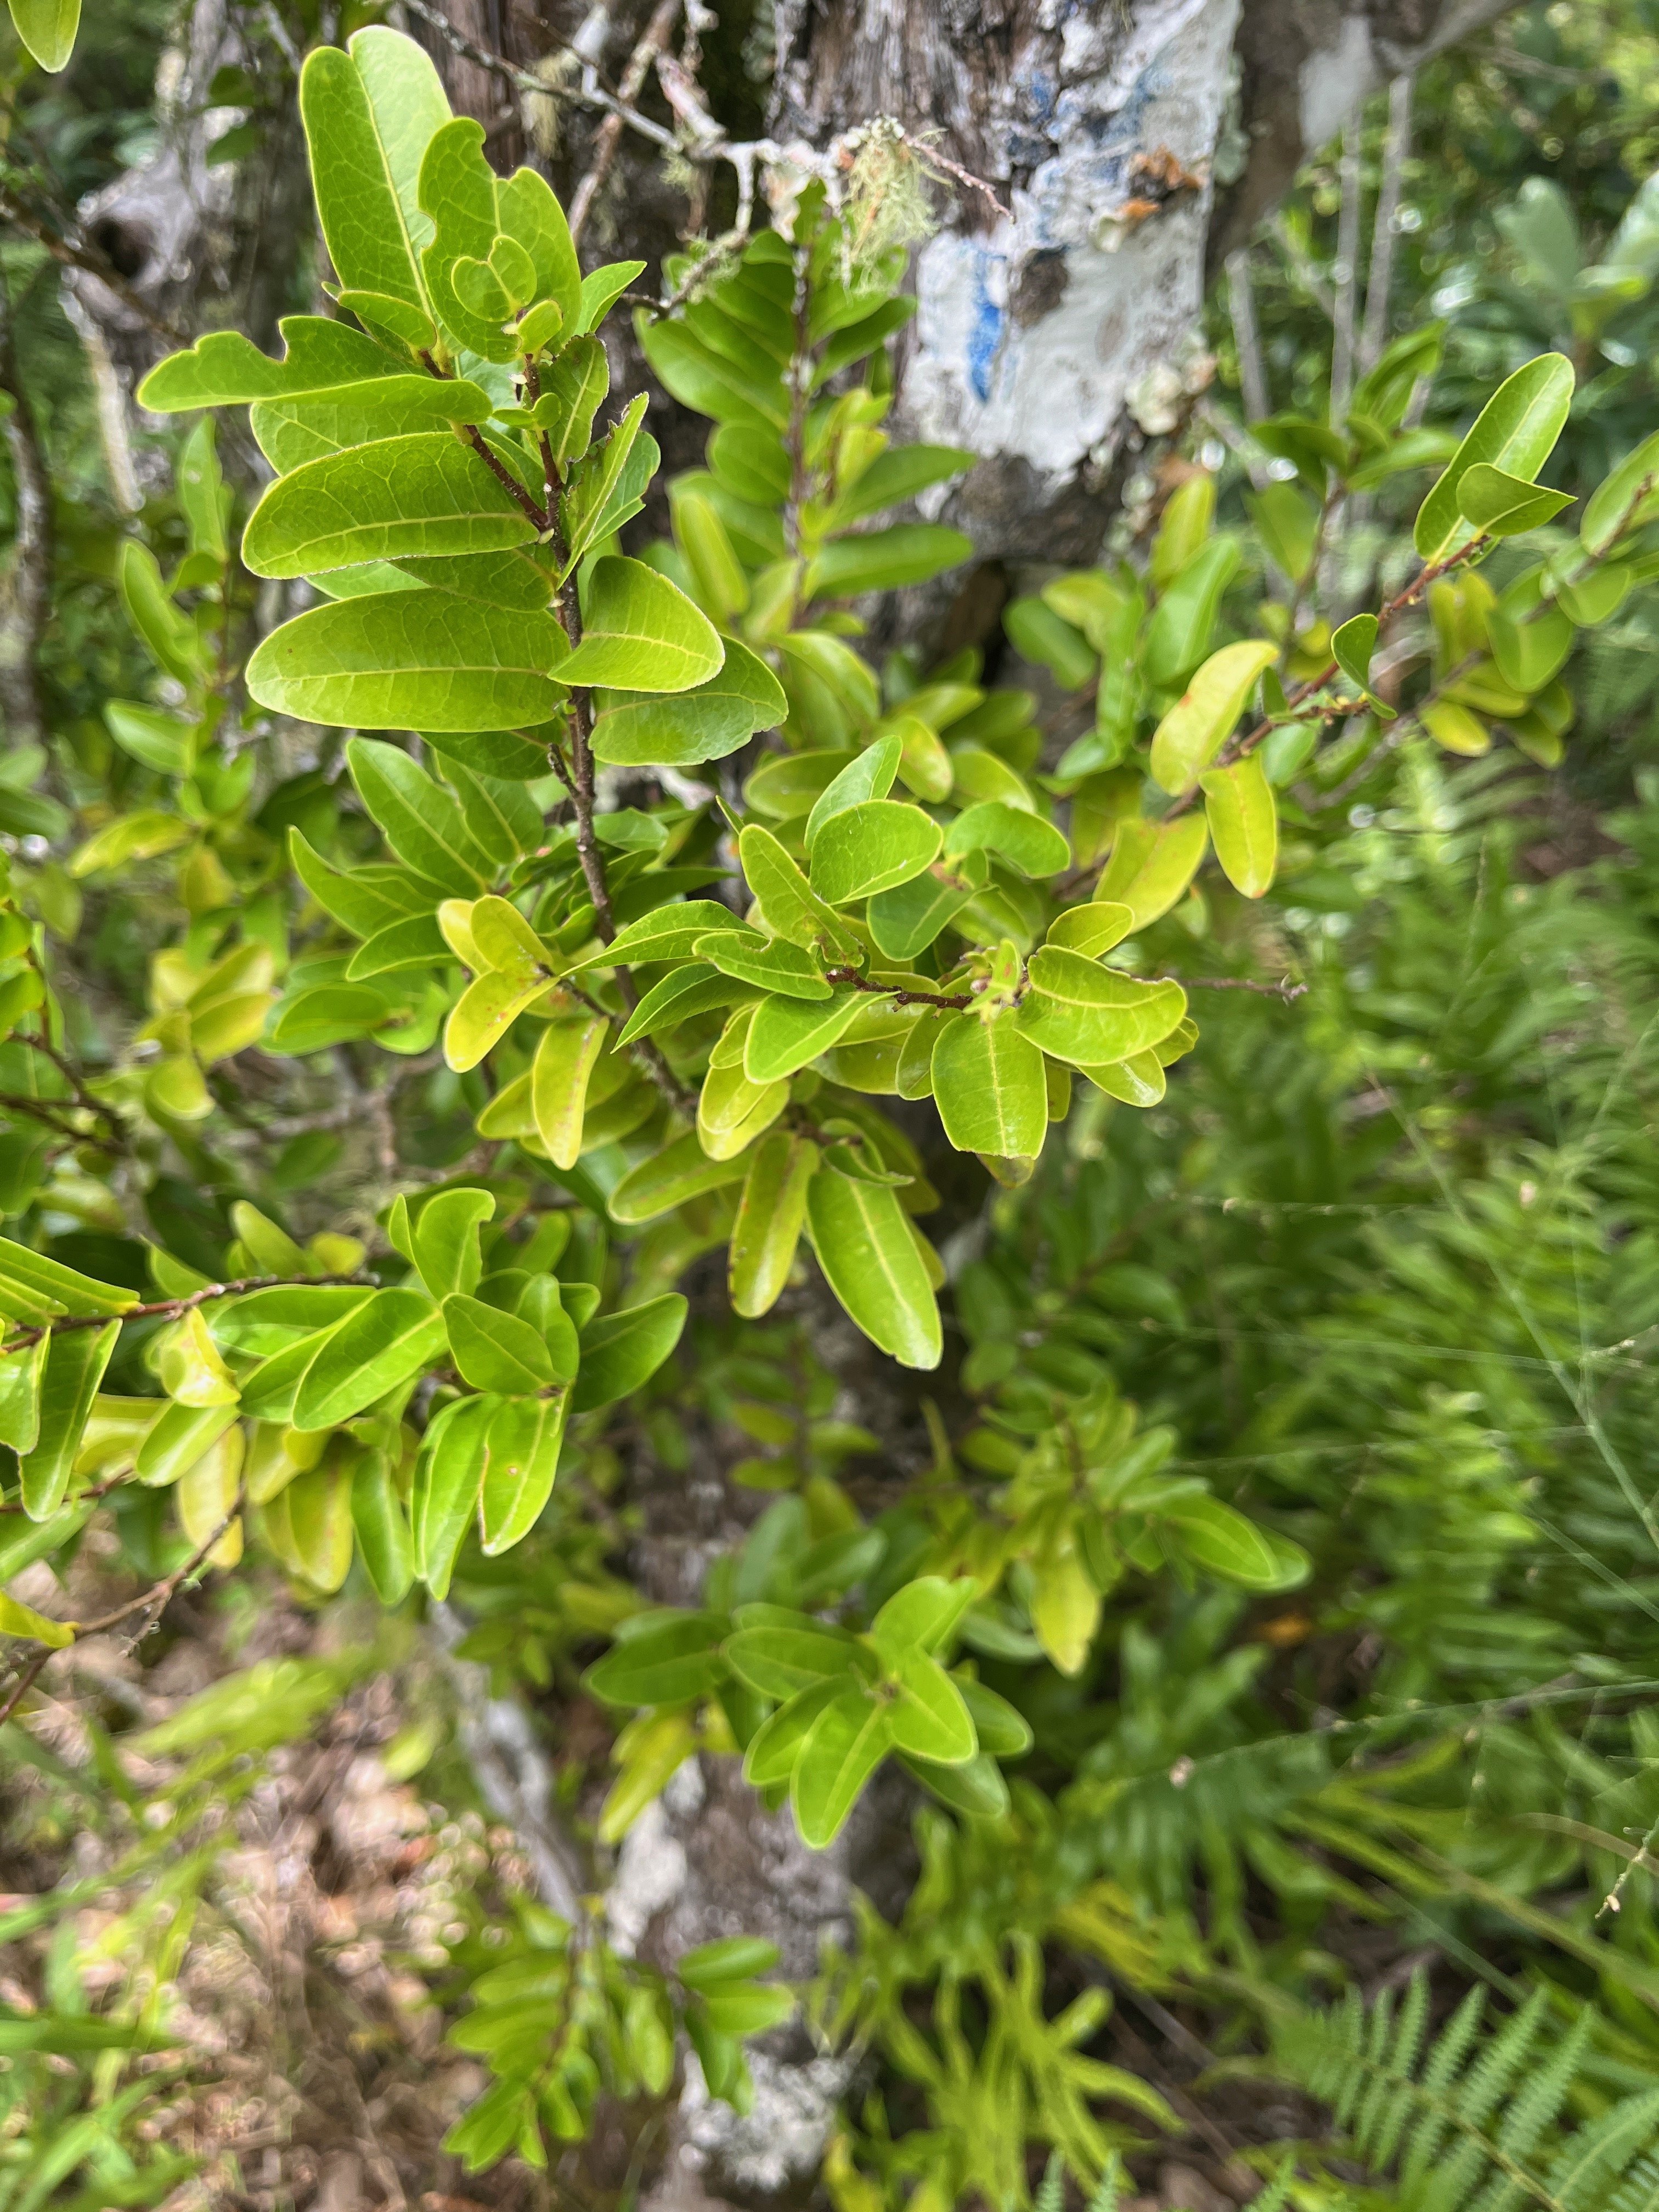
904 0 1241 487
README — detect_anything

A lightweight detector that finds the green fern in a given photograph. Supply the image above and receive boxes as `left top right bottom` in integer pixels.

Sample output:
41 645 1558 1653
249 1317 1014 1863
1273 1976 1659 2210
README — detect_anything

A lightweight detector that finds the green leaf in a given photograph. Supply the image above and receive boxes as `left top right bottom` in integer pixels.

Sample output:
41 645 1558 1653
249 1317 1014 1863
419 118 512 358
0 1331 46 1454
725 1620 868 1699
1457 462 1575 536
413 1393 492 1598
870 1575 978 1662
941 801 1070 879
1142 537 1241 689
579 258 646 332
292 1287 447 1428
809 800 943 904
242 433 536 579
21 1321 119 1519
898 1748 1011 1820
1097 814 1210 930
679 1936 781 1989
1045 900 1134 956
792 1686 891 1846
697 930 832 1002
559 557 725 693
608 1132 748 1224
411 1186 495 1299
584 1612 728 1706
932 1012 1047 1160
138 317 392 411
572 1294 687 1411
806 1165 940 1370
9 0 80 71
0 1235 137 1322
699 1982 796 2035
352 1449 416 1604
347 738 495 893
804 736 904 853
495 161 582 337
958 1674 1034 1757
729 1131 819 1318
738 825 862 962
119 540 198 685
248 597 570 733
582 900 743 969
613 965 754 1048
1415 352 1575 562
1200 755 1278 899
444 1292 555 1392
867 849 990 961
0 1589 73 1646
637 311 789 432
1148 640 1278 796
888 1650 977 1765
479 1392 567 1555
1160 1494 1310 1590
591 637 786 767
1004 596 1096 690
1015 949 1186 1068
742 991 864 1081
250 375 493 473
104 701 198 777
301 42 432 313
809 523 971 597
1331 612 1378 693
831 444 973 526
531 1014 610 1169
1581 427 1659 553
560 394 656 572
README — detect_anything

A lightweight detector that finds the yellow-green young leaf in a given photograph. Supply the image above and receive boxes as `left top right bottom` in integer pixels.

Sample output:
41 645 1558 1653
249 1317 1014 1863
599 1710 698 1845
889 712 953 803
697 1061 789 1159
443 1293 555 1393
792 1686 892 1847
559 557 725 693
1015 949 1186 1069
1150 472 1216 589
572 1294 687 1412
730 1132 819 1318
138 318 393 414
0 1236 137 1323
285 1453 356 1593
1200 754 1278 898
9 0 80 70
119 537 199 685
737 825 862 963
247 598 571 733
0 1333 47 1455
584 1611 727 1705
1159 1494 1310 1590
444 969 553 1072
743 991 864 1082
1487 601 1574 694
1457 462 1575 537
1149 640 1278 795
608 1132 748 1224
411 1186 495 1300
1030 1543 1099 1675
495 160 582 337
534 336 610 462
242 435 537 580
931 1013 1047 1160
941 800 1070 880
1581 427 1659 554
806 1166 941 1370
698 929 833 1002
803 735 903 852
591 636 786 768
413 1395 493 1598
1045 901 1134 956
887 1650 977 1765
158 1310 241 1408
674 485 750 623
531 1014 610 1169
809 800 943 905
70 810 193 879
479 1393 567 1555
229 1202 308 1278
1084 1051 1167 1107
21 1321 121 1520
1421 700 1491 756
1415 352 1575 562
351 1450 415 1604
300 43 433 313
292 1288 447 1430
176 1423 245 1570
1096 814 1210 930
134 1401 239 1487
0 1590 74 1647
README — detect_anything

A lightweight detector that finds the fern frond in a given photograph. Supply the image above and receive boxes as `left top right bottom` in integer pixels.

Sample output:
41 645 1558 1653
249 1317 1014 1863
1035 2150 1065 2212
1082 2152 1122 2212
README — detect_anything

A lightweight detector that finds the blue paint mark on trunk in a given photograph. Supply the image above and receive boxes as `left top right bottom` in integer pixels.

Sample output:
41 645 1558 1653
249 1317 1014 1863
967 257 1003 405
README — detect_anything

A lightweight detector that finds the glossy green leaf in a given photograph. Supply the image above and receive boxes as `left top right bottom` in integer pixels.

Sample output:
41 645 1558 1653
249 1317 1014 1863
1015 949 1186 1068
809 800 943 905
738 824 863 962
479 1392 567 1555
1200 755 1278 898
931 1012 1047 1160
584 1611 728 1706
572 1294 687 1411
792 1687 891 1847
697 930 832 1002
1331 612 1378 693
1096 814 1210 930
1581 428 1659 553
1457 462 1575 535
301 43 431 312
559 557 725 693
806 1166 940 1370
591 636 785 766
9 0 81 72
724 1621 868 1700
867 849 990 960
729 1132 819 1317
809 523 972 597
138 318 392 412
249 598 569 733
411 1186 495 1300
0 1331 47 1454
742 990 864 1082
243 434 535 579
292 1288 447 1429
444 1292 555 1393
531 1015 610 1169
351 1449 415 1604
1160 1494 1311 1590
21 1321 119 1519
608 1133 748 1224
1044 901 1134 956
1415 353 1575 561
1149 641 1278 796
941 801 1070 879
413 1393 492 1598
347 738 495 893
888 1650 977 1765
614 964 755 1047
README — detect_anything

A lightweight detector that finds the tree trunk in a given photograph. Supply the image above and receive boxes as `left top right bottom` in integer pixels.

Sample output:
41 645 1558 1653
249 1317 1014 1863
768 0 1517 566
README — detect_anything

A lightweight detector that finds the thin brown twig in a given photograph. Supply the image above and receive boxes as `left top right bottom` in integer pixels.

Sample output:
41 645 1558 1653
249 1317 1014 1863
398 0 679 154
569 0 684 243
75 1491 245 1645
821 967 973 1011
0 1646 52 1729
1 1273 369 1354
1158 974 1308 1002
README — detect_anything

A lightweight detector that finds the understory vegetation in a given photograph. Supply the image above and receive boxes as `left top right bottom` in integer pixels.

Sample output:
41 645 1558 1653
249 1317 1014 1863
4 4 1659 2210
